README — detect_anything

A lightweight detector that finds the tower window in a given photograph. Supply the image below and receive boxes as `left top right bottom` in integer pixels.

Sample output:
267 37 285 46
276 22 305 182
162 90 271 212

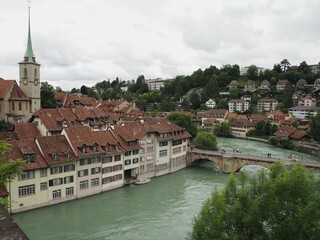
11 102 15 111
34 69 37 78
24 68 27 78
19 102 22 111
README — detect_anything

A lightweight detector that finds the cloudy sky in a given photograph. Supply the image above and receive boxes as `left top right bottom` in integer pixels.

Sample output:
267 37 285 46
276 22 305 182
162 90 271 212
1 0 319 90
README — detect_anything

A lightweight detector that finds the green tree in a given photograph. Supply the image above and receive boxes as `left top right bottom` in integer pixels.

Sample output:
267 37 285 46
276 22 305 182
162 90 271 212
0 119 12 132
309 111 320 142
216 99 228 109
194 130 217 150
281 83 294 108
70 88 78 94
188 162 320 240
41 81 57 108
80 85 88 95
214 122 232 137
190 91 201 109
167 112 197 137
247 65 258 80
280 58 290 74
298 61 310 74
0 140 25 211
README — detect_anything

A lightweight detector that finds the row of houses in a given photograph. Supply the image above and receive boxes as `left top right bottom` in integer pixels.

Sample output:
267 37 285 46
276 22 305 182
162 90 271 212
228 78 320 91
1 117 191 213
191 108 311 141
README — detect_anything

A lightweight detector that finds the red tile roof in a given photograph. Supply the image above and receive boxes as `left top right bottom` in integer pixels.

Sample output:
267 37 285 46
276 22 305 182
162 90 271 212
14 123 41 140
36 135 78 165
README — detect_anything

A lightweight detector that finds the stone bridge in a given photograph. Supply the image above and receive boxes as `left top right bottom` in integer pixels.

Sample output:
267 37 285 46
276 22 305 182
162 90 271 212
187 148 320 173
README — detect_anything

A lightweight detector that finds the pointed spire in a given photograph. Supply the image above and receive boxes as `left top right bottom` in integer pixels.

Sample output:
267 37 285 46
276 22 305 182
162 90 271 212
24 4 36 62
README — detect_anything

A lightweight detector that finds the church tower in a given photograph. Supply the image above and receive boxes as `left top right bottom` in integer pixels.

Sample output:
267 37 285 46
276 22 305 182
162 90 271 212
19 5 41 113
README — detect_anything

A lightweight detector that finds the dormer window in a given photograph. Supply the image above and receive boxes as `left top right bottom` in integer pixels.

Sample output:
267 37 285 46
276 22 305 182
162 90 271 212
81 146 87 154
24 154 35 163
115 144 120 150
105 145 109 152
66 151 72 159
92 144 98 152
53 154 59 161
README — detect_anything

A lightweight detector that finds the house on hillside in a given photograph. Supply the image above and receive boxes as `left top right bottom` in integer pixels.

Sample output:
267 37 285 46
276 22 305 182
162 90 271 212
205 99 216 108
296 79 307 88
244 80 256 92
276 79 289 90
228 80 238 90
260 80 270 90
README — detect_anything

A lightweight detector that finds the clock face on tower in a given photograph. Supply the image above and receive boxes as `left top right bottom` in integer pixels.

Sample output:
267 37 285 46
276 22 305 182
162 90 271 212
23 79 28 85
34 79 39 86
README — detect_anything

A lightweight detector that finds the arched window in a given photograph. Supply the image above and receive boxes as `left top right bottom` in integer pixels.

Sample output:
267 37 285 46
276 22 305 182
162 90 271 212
24 68 27 78
34 69 37 78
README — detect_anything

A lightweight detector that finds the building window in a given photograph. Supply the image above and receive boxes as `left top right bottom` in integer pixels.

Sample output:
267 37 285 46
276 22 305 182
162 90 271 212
159 149 168 157
132 158 139 164
64 164 75 172
24 154 35 163
50 166 63 175
19 102 22 111
64 176 74 184
140 157 145 162
114 155 121 162
52 189 61 199
102 166 113 174
11 102 15 111
102 177 113 184
24 68 27 78
66 187 74 196
34 68 37 77
91 157 101 163
80 158 92 166
18 184 35 197
114 174 123 181
91 167 101 174
173 147 182 155
91 178 99 187
49 178 63 186
102 156 112 164
92 144 98 152
147 133 151 138
18 171 35 181
125 151 131 156
173 139 182 146
132 149 139 155
40 182 47 191
80 180 89 190
159 141 168 147
78 169 89 177
147 147 153 153
40 169 47 177
53 154 59 161
125 160 131 165
81 146 87 154
113 164 122 171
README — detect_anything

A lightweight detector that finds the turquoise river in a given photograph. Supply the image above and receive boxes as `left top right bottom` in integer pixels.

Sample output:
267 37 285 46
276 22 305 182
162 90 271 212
13 138 320 240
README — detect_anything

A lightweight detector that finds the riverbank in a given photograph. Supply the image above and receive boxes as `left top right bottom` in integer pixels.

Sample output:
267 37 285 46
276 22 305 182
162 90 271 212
231 135 320 157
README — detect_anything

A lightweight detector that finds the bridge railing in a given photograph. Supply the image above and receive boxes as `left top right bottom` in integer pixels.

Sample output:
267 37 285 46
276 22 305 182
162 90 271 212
188 148 306 163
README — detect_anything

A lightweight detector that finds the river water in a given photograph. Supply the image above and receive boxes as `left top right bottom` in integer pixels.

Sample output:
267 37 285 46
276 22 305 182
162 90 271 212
13 138 319 240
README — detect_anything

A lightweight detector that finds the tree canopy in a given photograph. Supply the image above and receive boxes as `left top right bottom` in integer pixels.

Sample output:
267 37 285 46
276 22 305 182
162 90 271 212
188 162 320 240
166 112 197 137
309 111 320 142
194 130 217 150
40 81 57 108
